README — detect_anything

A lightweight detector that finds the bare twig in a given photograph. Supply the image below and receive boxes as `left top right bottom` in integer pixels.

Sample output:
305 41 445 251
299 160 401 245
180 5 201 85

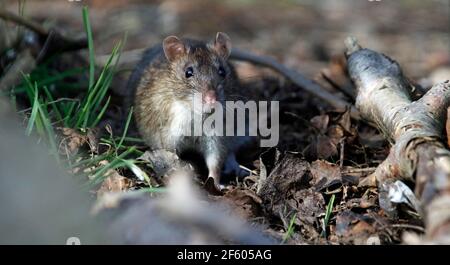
342 167 376 174
239 165 258 176
0 8 87 56
0 8 47 36
339 137 345 168
17 98 80 113
390 224 425 233
321 70 355 100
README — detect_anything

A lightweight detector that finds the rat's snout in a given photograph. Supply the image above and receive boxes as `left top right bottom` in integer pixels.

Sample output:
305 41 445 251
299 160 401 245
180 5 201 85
202 90 217 105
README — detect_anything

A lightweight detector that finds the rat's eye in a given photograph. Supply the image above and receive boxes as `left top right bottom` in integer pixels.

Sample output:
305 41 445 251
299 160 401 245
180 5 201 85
218 66 226 78
185 67 194 78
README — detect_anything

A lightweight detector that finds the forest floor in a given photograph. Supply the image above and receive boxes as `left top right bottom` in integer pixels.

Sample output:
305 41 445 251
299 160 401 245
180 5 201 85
1 0 449 244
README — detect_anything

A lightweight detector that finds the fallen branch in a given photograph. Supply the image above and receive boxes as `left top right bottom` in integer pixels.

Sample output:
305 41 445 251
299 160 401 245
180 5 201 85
345 37 450 242
0 49 35 91
0 8 87 58
230 48 360 120
0 8 48 36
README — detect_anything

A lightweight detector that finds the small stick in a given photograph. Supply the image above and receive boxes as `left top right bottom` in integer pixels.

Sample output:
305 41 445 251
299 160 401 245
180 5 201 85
321 70 355 100
239 165 258 176
390 224 425 233
0 8 87 55
342 167 377 174
339 137 345 168
0 8 47 36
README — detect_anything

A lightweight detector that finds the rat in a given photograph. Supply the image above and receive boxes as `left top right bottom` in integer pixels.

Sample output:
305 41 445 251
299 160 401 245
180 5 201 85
126 32 250 193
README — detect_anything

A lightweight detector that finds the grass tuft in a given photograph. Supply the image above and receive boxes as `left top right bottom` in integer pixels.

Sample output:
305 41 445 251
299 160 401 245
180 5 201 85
282 213 297 244
321 194 336 238
13 6 154 193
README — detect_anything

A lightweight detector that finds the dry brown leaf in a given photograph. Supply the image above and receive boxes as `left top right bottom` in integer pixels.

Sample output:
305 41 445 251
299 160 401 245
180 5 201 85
310 114 329 134
336 211 374 237
313 135 338 159
97 169 135 198
310 160 342 191
138 149 193 180
335 108 352 134
258 153 310 200
290 188 325 226
307 110 355 160
58 127 88 156
222 188 263 220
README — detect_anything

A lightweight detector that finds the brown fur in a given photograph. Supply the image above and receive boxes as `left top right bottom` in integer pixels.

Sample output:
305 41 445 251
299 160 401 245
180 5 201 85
128 34 240 187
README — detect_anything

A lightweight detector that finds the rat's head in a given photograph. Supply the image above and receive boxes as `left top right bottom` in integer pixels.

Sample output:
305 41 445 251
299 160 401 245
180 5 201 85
162 32 232 113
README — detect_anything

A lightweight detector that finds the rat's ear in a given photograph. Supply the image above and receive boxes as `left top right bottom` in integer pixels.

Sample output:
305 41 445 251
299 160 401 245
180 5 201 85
213 32 231 59
163 36 186 62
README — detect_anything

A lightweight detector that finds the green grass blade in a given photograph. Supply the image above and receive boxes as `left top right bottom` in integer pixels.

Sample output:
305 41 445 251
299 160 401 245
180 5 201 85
14 67 85 93
74 48 116 128
82 6 95 90
138 187 167 194
282 213 297 244
90 96 110 128
35 67 85 88
81 41 122 128
42 85 63 122
86 159 126 189
22 74 36 105
121 158 150 185
117 107 133 149
37 99 59 161
90 39 125 121
25 89 40 136
84 147 136 189
24 82 45 137
64 101 77 127
114 137 144 143
70 153 110 168
321 194 336 238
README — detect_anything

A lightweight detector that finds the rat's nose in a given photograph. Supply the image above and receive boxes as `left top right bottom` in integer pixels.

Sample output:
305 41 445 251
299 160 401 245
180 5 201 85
203 90 216 104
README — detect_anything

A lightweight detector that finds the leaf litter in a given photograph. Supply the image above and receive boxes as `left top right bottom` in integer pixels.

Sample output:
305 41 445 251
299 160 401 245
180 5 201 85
2 0 445 244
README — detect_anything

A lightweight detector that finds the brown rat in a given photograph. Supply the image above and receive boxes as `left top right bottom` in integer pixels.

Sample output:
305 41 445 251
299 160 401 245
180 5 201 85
126 32 248 192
